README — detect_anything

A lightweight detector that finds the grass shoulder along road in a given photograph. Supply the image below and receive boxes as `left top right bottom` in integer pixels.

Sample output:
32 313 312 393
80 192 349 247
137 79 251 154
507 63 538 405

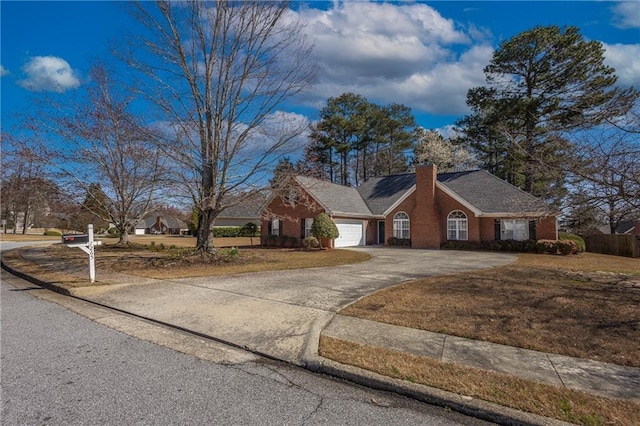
319 252 640 426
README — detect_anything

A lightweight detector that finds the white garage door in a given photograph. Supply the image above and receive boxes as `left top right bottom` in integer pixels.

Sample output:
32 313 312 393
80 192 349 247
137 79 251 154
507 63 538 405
334 219 365 247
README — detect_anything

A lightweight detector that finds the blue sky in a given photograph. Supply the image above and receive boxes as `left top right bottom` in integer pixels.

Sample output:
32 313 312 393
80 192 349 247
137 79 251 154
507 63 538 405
2 1 639 136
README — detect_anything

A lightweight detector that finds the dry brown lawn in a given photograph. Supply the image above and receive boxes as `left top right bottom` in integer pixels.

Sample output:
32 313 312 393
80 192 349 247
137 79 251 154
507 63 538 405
40 242 370 280
320 336 640 426
340 252 640 367
104 235 258 248
0 234 61 242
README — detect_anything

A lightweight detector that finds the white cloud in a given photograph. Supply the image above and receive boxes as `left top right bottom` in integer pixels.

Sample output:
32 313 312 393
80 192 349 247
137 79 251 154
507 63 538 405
242 111 311 155
291 2 489 115
0 65 8 77
17 56 81 92
612 2 640 28
433 124 460 139
603 43 640 87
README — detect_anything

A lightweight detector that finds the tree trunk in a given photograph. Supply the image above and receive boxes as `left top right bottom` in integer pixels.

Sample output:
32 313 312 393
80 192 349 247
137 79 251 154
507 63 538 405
196 209 216 252
341 152 348 186
329 147 334 184
21 207 30 235
117 227 129 245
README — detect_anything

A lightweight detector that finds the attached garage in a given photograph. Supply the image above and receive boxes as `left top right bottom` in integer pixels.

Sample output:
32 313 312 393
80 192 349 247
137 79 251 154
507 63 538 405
334 219 365 247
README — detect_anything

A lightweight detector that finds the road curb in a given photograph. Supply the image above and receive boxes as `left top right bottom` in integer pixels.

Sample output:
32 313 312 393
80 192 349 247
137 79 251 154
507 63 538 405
1 257 74 297
314 357 573 426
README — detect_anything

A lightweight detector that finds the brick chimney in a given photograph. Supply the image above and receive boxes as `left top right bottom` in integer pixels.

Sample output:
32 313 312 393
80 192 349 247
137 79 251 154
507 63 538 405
412 164 441 248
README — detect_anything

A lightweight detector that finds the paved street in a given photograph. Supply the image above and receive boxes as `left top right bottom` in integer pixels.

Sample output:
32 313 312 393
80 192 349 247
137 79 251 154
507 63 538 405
1 272 490 425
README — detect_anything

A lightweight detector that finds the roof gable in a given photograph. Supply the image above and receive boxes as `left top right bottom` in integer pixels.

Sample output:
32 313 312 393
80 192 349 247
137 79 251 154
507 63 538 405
296 176 373 216
356 174 416 215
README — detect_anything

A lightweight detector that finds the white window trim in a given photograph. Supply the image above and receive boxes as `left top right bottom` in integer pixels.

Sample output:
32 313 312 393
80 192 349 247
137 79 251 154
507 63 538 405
304 218 314 238
271 219 280 236
447 210 468 241
393 212 410 239
501 219 529 241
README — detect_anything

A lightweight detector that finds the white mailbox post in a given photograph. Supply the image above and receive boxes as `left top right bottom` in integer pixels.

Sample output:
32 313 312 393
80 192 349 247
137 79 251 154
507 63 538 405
62 224 102 283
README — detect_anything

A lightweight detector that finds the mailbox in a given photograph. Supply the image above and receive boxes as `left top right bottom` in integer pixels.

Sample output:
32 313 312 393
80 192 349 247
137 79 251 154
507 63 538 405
62 234 90 245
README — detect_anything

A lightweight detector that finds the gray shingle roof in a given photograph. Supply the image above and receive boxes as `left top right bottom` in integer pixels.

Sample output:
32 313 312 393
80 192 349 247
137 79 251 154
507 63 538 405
163 217 187 229
356 174 416 215
134 216 187 230
437 170 550 214
134 217 157 229
218 192 268 219
296 176 373 216
615 221 638 234
292 170 550 218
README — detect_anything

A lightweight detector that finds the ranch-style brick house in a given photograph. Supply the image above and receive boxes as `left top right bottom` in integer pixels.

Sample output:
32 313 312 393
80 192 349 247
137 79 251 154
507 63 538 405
261 164 558 249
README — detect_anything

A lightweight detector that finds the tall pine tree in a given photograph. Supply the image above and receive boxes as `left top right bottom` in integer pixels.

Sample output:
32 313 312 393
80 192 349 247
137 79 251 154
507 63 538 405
456 25 638 205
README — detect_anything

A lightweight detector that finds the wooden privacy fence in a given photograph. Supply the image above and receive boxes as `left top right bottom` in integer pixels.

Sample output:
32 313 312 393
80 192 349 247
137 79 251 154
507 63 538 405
583 234 639 258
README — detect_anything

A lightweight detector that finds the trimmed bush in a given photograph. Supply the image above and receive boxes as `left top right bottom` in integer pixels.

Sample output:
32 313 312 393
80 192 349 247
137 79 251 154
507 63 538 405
311 213 339 249
216 226 265 238
303 236 320 249
559 232 586 253
212 227 242 238
441 239 577 255
277 234 289 247
43 230 62 236
387 237 411 247
239 222 259 237
265 234 278 247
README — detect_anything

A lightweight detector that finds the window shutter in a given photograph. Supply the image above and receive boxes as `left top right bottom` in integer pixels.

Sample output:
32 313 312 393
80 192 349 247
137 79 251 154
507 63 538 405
278 220 283 236
267 220 272 235
529 220 537 240
301 220 305 239
494 219 501 241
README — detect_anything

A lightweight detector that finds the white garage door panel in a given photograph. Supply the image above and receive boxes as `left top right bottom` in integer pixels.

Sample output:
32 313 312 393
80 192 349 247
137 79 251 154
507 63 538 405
334 220 364 247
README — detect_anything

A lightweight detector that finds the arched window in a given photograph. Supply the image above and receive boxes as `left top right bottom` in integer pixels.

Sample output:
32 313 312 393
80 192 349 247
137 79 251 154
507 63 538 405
447 211 468 240
393 212 410 239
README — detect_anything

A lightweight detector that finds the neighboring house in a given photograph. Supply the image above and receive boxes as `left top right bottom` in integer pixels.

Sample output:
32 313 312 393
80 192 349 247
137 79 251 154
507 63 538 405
261 164 558 249
596 221 640 236
134 216 188 235
214 192 267 227
614 221 640 236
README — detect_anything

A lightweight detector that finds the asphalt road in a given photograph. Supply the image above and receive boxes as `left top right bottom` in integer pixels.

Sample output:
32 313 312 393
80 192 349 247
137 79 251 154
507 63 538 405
0 271 491 426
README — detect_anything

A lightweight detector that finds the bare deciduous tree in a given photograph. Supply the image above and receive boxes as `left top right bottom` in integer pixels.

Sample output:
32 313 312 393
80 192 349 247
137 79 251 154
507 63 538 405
122 0 316 252
30 64 166 244
0 134 57 234
568 126 640 233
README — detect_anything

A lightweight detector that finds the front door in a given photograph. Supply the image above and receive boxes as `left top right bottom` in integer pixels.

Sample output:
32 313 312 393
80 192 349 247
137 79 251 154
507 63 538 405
377 221 385 244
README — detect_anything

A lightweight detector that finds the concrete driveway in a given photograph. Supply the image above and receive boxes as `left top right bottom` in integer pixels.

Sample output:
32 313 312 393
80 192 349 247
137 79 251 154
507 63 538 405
73 247 516 365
